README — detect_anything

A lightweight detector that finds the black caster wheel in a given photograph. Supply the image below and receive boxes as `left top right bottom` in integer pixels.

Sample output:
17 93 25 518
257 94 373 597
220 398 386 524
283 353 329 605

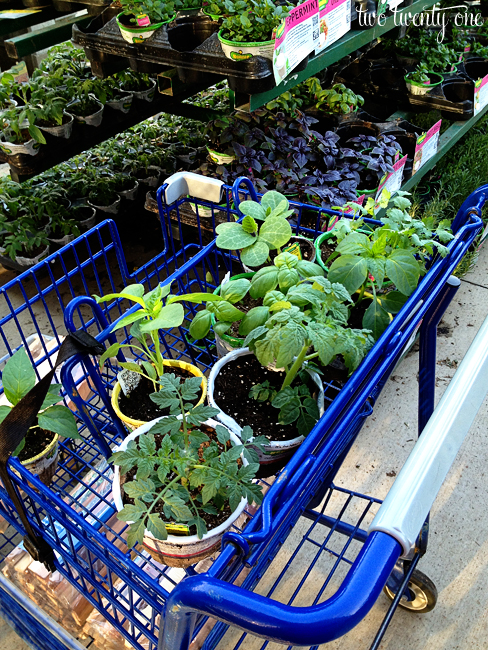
384 569 438 613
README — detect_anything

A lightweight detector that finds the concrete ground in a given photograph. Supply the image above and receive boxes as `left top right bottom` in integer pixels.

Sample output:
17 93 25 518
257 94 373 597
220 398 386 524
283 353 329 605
1 225 488 650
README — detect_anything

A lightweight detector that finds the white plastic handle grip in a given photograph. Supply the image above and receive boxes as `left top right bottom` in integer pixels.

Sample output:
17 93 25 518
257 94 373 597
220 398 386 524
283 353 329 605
162 172 224 205
369 312 488 557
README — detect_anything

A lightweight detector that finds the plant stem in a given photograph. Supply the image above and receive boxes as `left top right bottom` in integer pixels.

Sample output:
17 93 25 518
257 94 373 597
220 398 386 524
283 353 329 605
178 388 189 450
356 283 366 304
281 342 310 391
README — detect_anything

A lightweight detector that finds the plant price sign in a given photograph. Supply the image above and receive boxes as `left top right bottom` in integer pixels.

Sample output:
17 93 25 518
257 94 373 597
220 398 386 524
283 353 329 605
474 75 488 116
273 0 352 83
273 0 320 84
375 155 408 202
412 119 442 175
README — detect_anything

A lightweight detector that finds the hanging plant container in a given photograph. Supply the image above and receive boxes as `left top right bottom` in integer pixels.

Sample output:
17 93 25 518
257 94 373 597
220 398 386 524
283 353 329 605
208 348 325 471
218 31 275 61
405 71 443 96
111 359 207 431
106 93 133 113
116 12 175 44
38 112 74 139
112 417 248 567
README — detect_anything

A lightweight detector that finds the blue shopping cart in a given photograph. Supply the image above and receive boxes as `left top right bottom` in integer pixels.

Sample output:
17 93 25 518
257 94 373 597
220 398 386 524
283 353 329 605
0 177 486 650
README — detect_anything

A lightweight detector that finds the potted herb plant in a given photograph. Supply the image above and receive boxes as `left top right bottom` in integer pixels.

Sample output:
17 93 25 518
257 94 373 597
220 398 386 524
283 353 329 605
206 253 372 470
0 218 50 269
95 282 207 430
405 63 443 96
315 83 364 115
111 373 265 566
327 192 454 338
104 78 134 114
117 0 176 43
67 93 105 127
218 0 290 61
88 178 122 215
0 105 45 156
114 71 158 103
0 348 81 485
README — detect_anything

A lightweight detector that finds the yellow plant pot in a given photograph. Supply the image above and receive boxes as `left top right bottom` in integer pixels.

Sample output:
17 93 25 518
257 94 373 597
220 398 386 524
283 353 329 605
111 360 207 431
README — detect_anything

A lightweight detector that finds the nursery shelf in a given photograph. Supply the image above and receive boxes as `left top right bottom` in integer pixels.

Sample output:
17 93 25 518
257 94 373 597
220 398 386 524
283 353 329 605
3 86 223 183
4 10 92 59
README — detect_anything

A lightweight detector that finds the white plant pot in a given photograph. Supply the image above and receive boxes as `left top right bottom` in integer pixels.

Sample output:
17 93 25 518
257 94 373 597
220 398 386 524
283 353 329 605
206 146 235 164
118 179 139 201
218 31 275 61
88 196 121 215
38 112 74 139
131 78 157 102
116 13 173 44
72 96 104 127
0 133 41 156
112 417 249 567
208 348 325 467
106 93 133 113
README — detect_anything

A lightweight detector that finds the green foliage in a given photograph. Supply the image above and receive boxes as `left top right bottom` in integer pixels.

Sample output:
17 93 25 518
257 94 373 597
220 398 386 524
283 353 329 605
315 83 364 115
327 191 454 338
0 348 81 456
111 374 265 545
216 191 294 267
406 63 431 85
95 283 184 383
119 0 176 23
220 0 290 43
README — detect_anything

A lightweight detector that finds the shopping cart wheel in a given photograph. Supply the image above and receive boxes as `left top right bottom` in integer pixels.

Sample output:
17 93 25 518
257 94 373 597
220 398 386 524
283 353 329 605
383 569 438 613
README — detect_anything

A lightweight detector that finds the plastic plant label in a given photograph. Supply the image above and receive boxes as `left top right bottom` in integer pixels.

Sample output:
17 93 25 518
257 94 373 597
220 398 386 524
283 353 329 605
412 119 441 175
314 0 351 55
0 8 41 17
474 75 488 116
136 13 151 25
165 524 191 535
283 241 302 259
375 155 408 203
273 0 320 85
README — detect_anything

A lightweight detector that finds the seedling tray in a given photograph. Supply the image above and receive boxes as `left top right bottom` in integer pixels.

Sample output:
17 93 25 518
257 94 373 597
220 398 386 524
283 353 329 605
72 14 277 95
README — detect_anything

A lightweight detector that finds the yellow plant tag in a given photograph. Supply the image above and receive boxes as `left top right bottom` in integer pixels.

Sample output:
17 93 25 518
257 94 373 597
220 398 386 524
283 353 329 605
282 241 302 260
165 524 191 536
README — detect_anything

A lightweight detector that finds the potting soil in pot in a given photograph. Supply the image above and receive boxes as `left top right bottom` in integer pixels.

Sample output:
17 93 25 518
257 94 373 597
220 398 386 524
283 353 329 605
213 354 317 441
121 424 233 535
319 237 337 266
118 369 203 421
18 426 55 461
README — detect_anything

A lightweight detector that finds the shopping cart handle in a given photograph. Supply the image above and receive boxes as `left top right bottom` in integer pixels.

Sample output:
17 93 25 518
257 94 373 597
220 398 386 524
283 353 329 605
369 312 488 558
160 172 224 205
159 531 401 649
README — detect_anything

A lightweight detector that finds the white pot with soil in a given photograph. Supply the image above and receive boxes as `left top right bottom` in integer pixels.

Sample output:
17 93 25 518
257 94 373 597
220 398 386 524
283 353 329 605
126 78 157 102
0 132 41 157
112 417 249 567
72 204 97 232
18 432 59 486
136 165 162 188
0 244 50 272
38 112 74 139
106 93 133 113
217 31 275 61
118 179 139 201
70 95 105 127
208 348 324 470
88 195 121 215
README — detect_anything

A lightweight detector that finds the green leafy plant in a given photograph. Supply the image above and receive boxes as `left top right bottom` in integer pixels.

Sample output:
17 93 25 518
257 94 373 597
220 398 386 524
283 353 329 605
327 191 454 338
315 83 364 115
243 263 373 433
0 218 49 260
114 71 155 93
220 0 290 43
1 105 46 145
95 283 185 388
215 190 294 267
406 63 431 85
111 374 265 546
0 348 81 457
119 0 176 23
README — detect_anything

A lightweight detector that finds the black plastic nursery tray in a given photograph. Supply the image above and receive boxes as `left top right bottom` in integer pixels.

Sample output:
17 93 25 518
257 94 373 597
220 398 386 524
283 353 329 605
72 14 277 94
